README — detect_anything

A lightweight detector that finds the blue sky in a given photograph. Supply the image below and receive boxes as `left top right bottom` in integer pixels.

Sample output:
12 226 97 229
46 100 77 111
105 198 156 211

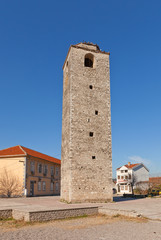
0 0 161 177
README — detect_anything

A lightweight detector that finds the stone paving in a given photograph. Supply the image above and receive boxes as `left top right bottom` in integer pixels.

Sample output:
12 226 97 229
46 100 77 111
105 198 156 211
110 196 161 220
0 196 105 221
0 196 161 220
0 196 105 211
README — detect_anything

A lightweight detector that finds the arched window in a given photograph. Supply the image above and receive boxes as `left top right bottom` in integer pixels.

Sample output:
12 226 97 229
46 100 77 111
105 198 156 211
84 53 94 68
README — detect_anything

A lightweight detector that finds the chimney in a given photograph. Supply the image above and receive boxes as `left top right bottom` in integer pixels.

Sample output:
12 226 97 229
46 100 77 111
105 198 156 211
128 162 131 166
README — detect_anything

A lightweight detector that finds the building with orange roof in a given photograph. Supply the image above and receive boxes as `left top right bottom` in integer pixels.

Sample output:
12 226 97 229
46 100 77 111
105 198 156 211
0 145 61 197
149 177 161 185
116 162 149 194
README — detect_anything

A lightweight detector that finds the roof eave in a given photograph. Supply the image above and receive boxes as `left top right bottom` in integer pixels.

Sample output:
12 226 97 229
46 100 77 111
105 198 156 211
0 154 26 158
26 154 61 165
132 163 149 172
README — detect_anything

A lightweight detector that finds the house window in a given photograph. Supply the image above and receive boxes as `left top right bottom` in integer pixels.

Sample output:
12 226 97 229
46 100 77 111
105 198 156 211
42 181 46 191
84 53 94 68
56 167 59 176
121 170 123 173
121 185 124 190
118 175 120 179
51 166 54 176
121 176 124 179
38 163 42 173
44 165 48 176
30 161 35 174
125 170 128 173
55 182 59 191
125 176 128 179
129 174 131 179
50 182 53 191
125 185 128 190
38 181 41 191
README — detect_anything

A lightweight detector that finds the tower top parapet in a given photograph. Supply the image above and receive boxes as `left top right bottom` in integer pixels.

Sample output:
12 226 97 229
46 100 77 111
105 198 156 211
74 42 100 51
63 42 109 69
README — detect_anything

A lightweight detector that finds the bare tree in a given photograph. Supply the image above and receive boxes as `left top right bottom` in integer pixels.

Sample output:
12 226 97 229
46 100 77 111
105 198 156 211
0 168 23 197
129 174 138 195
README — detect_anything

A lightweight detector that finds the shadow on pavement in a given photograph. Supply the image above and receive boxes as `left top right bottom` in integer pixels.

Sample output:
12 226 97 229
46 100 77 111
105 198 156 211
113 195 146 202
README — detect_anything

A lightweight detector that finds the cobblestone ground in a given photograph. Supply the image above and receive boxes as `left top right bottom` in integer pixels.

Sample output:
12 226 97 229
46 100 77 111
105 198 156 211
0 216 161 240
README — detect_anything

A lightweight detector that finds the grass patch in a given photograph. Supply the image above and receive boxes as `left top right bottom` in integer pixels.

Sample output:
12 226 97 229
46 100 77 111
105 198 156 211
111 214 148 223
0 217 14 221
113 214 121 218
99 213 148 223
61 214 88 221
0 214 148 230
60 199 71 204
0 214 89 229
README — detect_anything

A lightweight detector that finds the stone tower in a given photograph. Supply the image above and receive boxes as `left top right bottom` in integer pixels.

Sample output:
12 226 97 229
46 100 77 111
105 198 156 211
61 42 112 203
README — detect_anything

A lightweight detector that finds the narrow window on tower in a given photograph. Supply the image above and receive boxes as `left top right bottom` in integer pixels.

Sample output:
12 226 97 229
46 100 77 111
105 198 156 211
89 85 93 89
89 132 94 137
95 110 98 115
84 53 94 68
92 156 96 159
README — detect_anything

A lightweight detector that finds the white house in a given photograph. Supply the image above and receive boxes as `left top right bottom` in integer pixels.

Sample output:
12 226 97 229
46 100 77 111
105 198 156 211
116 162 149 194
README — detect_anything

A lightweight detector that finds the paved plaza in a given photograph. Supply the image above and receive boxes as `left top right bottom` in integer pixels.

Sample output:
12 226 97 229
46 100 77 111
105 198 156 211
111 196 161 220
0 196 105 211
1 196 161 239
0 196 161 220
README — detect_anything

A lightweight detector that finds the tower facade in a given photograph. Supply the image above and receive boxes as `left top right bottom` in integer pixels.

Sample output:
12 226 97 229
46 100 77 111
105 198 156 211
61 42 112 203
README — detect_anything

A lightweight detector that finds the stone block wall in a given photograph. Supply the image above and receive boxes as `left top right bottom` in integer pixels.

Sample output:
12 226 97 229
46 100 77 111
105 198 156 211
0 209 12 219
61 43 112 203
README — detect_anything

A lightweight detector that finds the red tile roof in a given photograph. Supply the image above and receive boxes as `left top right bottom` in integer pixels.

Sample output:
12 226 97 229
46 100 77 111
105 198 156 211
117 163 139 170
149 177 161 184
0 145 25 156
125 163 139 169
0 145 61 165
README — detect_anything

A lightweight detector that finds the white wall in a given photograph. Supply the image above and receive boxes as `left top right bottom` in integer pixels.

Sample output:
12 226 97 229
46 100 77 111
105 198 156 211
133 165 149 183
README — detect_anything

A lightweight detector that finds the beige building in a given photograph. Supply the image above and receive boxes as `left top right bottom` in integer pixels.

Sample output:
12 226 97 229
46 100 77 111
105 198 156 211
61 42 112 203
0 145 61 197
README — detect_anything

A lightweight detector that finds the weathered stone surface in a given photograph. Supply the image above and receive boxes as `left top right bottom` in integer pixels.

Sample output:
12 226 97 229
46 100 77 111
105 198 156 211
12 209 29 221
12 207 98 222
61 42 112 203
99 207 140 218
0 209 12 219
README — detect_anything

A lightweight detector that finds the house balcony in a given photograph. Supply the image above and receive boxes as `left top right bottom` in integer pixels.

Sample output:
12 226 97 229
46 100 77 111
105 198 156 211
117 179 129 184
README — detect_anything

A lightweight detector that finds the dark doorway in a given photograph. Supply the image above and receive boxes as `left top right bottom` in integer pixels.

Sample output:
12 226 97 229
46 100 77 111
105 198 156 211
30 181 34 196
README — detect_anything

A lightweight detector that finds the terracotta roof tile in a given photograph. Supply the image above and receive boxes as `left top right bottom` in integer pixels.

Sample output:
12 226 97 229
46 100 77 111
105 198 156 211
125 163 139 169
0 146 25 156
149 177 161 183
117 163 140 170
0 145 61 165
